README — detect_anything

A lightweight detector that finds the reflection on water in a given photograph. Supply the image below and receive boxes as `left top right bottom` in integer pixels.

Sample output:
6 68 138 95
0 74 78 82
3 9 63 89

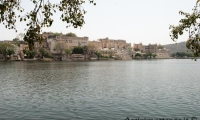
0 60 200 119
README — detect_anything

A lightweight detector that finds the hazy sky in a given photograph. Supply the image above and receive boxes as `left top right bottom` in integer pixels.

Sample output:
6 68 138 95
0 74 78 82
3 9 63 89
0 0 197 45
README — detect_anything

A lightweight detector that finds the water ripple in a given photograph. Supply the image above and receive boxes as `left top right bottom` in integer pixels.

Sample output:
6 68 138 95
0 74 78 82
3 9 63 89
0 60 200 119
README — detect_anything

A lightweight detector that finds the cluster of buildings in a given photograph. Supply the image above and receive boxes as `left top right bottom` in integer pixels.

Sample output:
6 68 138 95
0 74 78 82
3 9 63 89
0 32 171 61
133 43 170 58
44 32 133 60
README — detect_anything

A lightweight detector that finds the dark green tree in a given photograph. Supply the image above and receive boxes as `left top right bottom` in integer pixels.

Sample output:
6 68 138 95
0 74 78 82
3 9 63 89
94 51 102 59
185 52 193 57
177 52 185 57
82 45 89 54
148 53 153 58
0 43 15 60
0 0 95 50
12 37 20 46
172 52 193 58
171 53 176 57
65 48 72 59
152 54 157 58
72 46 84 54
7 49 15 56
23 49 37 59
39 48 52 58
142 53 148 59
135 53 142 57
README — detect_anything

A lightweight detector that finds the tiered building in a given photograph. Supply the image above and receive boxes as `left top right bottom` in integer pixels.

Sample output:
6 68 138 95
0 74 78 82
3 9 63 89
89 37 131 50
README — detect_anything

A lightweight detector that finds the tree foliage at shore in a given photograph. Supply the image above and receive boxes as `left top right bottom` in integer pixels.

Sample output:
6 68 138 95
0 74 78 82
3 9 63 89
0 0 95 50
65 49 72 55
23 49 37 59
38 48 52 58
171 52 193 58
0 43 15 60
87 42 96 54
94 51 102 59
72 46 84 54
135 53 142 57
55 41 68 55
169 0 200 60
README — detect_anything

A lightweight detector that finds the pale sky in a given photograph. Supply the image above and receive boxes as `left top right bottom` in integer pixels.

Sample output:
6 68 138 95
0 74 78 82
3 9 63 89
0 0 197 45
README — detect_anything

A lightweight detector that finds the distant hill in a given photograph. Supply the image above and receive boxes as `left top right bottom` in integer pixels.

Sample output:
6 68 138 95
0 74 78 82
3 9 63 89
163 41 190 54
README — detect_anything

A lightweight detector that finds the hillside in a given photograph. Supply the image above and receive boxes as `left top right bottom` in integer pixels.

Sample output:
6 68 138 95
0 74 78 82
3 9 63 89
163 41 190 54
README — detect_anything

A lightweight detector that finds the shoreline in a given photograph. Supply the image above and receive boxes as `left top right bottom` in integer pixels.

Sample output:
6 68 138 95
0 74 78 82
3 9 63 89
0 58 198 62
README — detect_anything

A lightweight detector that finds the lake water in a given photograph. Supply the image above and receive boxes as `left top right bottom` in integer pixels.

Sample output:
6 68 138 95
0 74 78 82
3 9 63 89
0 60 200 120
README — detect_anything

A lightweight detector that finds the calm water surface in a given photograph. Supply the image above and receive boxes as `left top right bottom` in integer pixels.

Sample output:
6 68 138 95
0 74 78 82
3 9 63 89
0 60 200 120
